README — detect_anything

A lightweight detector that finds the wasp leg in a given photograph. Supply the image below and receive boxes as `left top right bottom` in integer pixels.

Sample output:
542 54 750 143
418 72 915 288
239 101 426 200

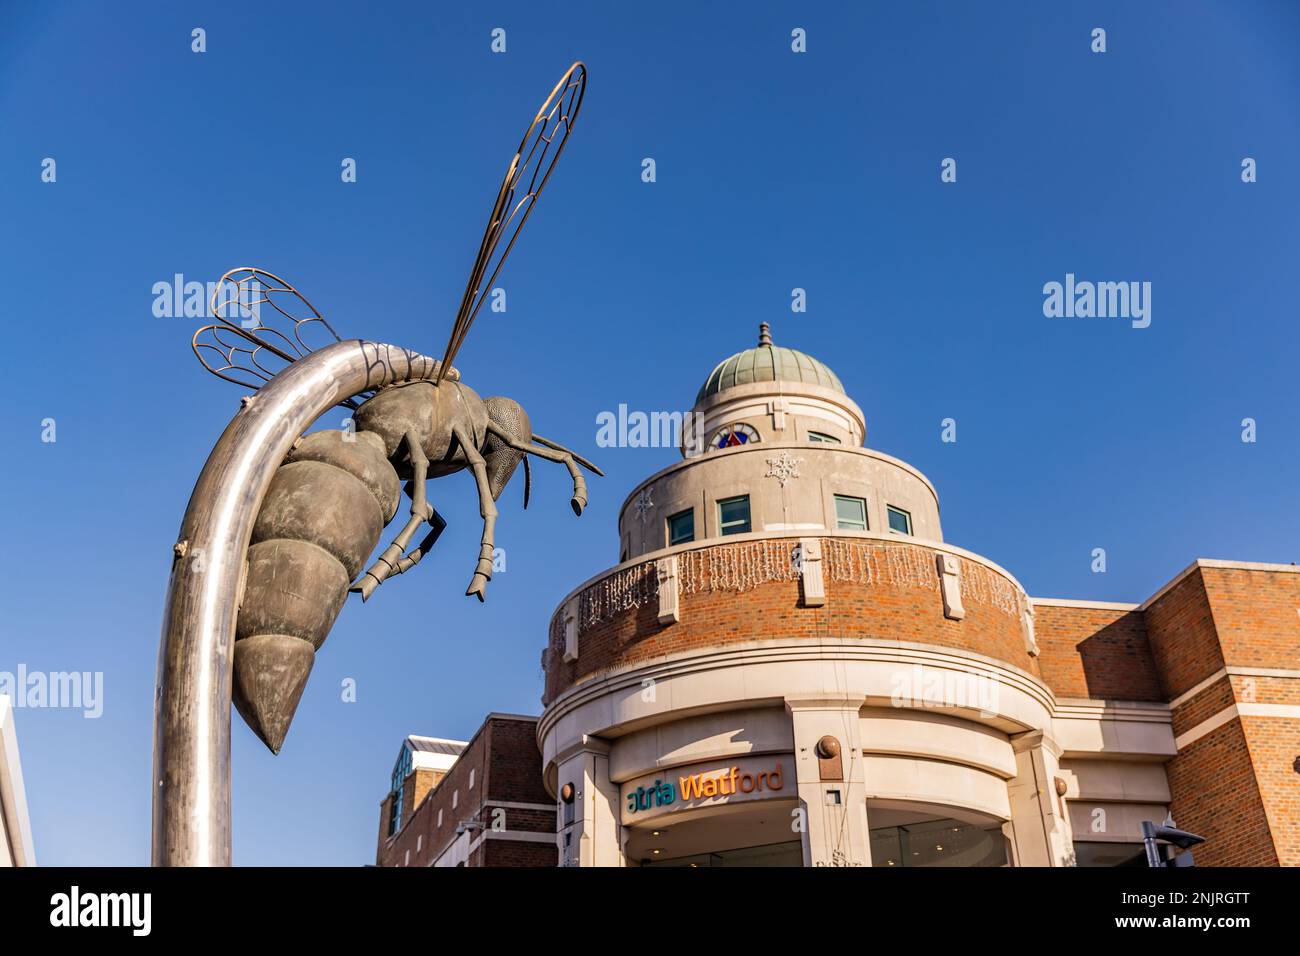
486 426 603 516
454 423 497 602
352 430 433 602
388 510 447 575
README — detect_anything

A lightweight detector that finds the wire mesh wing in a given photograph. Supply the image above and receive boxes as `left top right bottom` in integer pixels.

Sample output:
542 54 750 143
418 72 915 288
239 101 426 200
435 61 587 384
191 267 368 408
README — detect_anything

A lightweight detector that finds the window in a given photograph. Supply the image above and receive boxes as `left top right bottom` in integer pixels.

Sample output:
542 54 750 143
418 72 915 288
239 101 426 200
834 495 868 531
887 506 912 535
667 509 695 546
388 744 413 836
718 496 751 535
808 431 841 444
870 819 1008 868
709 423 760 450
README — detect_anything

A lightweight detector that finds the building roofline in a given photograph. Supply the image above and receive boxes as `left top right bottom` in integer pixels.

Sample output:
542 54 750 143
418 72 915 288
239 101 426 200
1030 597 1140 612
1035 558 1300 616
1138 558 1300 612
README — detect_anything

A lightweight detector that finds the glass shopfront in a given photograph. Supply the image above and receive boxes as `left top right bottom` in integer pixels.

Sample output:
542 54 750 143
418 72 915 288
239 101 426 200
869 816 1009 867
624 798 802 867
640 840 803 867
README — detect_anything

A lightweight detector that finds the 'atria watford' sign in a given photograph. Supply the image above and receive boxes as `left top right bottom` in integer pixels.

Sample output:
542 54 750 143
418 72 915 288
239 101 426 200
619 754 792 823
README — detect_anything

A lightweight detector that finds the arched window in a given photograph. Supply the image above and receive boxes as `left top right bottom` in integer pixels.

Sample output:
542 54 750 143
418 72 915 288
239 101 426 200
709 423 759 451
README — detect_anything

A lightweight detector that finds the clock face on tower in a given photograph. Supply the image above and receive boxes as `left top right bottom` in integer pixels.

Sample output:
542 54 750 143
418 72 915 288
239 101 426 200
709 423 760 450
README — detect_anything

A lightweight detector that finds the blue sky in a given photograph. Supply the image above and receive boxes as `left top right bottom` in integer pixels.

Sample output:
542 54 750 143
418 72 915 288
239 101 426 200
2 1 1298 865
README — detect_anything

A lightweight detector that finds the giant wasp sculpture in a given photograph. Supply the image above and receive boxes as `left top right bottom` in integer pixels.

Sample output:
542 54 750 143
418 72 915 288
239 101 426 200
186 62 597 754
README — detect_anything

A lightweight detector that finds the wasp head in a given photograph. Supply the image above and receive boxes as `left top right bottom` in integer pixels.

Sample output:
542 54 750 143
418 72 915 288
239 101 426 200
482 396 533 505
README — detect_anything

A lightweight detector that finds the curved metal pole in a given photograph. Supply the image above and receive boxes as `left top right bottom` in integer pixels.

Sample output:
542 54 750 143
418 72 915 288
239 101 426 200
152 341 444 866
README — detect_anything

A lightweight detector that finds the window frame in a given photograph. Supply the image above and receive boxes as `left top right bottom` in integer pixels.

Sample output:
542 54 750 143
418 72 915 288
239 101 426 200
833 494 868 531
388 744 413 836
717 495 752 536
886 505 913 535
667 508 695 546
808 431 841 444
709 423 760 451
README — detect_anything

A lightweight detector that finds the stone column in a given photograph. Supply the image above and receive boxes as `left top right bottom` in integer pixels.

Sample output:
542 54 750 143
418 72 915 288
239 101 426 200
785 696 872 867
553 736 624 868
1007 730 1076 866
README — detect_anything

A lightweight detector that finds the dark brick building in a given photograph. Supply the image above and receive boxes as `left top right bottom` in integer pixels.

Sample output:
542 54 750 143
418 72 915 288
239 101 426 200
376 714 555 867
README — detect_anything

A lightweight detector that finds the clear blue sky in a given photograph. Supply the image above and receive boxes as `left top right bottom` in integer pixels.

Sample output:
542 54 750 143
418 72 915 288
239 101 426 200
2 1 1297 865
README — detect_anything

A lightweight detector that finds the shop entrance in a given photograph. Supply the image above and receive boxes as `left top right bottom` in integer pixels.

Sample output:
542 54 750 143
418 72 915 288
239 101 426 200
867 802 1009 867
626 799 801 867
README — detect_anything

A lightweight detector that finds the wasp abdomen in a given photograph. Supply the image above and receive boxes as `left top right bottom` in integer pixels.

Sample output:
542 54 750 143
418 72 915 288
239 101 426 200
232 430 399 753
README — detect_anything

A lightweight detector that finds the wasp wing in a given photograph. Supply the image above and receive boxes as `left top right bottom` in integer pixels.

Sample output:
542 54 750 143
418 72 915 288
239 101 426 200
436 61 587 383
191 266 369 408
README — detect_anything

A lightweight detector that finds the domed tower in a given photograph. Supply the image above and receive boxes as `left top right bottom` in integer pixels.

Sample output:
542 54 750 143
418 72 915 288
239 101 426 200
537 325 1129 870
616 323 940 562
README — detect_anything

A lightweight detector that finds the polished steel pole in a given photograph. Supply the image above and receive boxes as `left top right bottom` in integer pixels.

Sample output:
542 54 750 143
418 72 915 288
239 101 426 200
152 341 443 866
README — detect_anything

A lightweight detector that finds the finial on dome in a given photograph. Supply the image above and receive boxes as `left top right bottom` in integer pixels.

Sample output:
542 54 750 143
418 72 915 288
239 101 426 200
758 322 772 347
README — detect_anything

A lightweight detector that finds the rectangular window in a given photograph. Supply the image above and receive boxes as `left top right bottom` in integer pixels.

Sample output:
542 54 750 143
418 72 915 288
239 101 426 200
887 505 912 535
834 495 868 531
808 431 841 444
718 495 752 535
667 509 695 546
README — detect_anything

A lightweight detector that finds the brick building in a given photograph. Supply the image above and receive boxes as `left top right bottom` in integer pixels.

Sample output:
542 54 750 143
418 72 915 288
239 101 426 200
378 326 1299 867
376 715 555 867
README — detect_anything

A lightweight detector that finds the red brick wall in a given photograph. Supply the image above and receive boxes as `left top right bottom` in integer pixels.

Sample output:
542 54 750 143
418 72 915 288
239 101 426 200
483 840 558 867
1033 604 1163 701
1147 566 1300 868
1240 715 1300 866
1165 718 1278 866
1170 676 1235 739
1200 567 1300 671
1144 569 1223 699
544 543 1034 703
375 793 395 863
485 718 553 806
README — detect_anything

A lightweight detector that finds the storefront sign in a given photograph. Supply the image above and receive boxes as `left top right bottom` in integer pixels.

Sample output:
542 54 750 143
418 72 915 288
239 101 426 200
620 755 792 824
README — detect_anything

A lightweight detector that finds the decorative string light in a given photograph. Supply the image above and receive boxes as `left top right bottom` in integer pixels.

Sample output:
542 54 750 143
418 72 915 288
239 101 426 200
551 539 1021 639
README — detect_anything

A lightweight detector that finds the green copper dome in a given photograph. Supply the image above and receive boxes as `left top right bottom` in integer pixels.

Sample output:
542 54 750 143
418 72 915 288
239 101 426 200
695 323 845 405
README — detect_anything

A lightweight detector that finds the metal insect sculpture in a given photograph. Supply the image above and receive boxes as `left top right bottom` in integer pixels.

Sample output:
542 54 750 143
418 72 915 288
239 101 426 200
188 62 598 754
